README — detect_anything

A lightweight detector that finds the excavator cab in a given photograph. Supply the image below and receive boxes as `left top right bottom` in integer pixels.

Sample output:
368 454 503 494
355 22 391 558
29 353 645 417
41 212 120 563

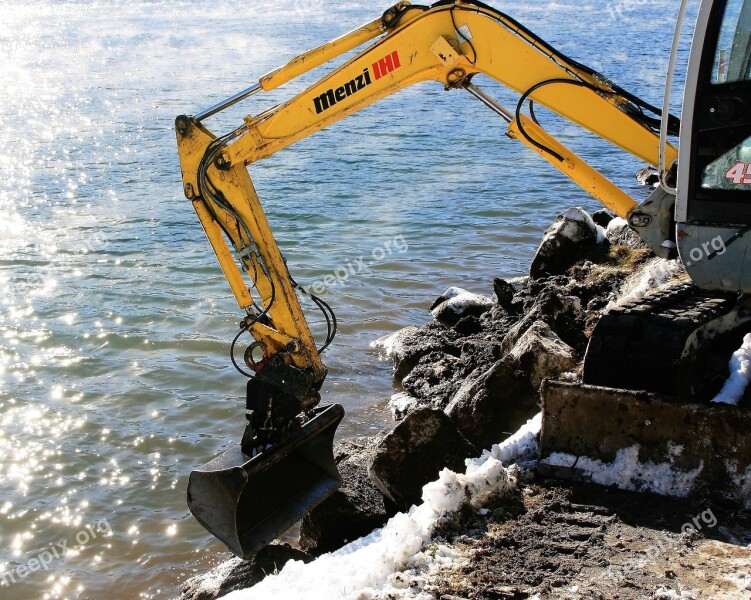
678 0 751 292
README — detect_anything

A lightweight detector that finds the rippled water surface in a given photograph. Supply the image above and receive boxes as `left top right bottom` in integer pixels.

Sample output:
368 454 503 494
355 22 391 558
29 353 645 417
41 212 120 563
0 1 692 597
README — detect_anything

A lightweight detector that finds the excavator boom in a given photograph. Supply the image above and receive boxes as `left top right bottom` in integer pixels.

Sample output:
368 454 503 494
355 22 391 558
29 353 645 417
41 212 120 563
176 0 686 557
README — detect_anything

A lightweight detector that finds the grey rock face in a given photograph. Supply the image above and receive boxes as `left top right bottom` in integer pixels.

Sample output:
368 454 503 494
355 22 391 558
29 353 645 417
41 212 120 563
299 437 397 555
368 407 478 511
530 207 598 279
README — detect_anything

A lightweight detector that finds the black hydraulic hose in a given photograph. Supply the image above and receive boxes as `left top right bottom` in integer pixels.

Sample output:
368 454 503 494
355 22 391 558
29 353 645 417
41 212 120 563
230 324 256 378
514 79 596 162
430 0 680 134
290 276 338 353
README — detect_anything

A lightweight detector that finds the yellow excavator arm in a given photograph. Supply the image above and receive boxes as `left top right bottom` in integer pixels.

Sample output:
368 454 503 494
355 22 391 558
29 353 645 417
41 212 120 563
176 0 677 393
175 0 679 557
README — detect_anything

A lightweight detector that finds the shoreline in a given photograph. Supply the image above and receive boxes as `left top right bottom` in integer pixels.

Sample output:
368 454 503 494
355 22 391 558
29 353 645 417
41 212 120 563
177 205 751 600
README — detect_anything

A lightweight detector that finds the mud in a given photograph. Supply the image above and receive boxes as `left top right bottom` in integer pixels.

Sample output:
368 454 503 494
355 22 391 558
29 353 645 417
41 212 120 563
426 479 751 599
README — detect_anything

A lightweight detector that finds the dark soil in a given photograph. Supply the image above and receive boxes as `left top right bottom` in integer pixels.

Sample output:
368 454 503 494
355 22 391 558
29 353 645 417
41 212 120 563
425 479 751 600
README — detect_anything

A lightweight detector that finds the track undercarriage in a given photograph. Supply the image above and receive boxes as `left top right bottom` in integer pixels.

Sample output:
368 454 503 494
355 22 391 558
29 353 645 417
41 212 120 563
540 282 751 507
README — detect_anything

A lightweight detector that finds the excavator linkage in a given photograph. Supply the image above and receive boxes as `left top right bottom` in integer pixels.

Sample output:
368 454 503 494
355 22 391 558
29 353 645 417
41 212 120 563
187 404 344 558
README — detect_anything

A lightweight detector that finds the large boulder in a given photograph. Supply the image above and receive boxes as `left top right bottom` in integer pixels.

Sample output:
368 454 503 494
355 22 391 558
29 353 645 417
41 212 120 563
530 207 599 279
299 437 397 555
500 284 584 356
507 320 577 388
445 356 538 450
368 407 478 510
177 545 312 600
430 286 494 326
401 351 465 407
372 324 458 383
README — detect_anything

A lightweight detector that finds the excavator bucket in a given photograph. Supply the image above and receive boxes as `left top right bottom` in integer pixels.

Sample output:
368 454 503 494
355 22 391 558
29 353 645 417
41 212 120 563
187 403 344 558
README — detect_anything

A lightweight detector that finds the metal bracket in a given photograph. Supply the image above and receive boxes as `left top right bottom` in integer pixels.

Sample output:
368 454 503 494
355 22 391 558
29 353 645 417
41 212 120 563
627 185 677 259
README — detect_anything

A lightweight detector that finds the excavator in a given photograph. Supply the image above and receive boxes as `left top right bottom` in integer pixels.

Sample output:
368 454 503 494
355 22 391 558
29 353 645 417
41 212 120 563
175 0 751 558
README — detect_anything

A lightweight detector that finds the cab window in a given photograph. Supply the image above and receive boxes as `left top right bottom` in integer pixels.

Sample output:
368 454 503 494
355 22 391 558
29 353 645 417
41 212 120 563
711 0 751 84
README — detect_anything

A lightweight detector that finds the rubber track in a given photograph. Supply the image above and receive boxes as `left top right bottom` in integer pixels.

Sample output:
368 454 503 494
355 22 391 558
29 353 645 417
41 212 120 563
583 282 738 397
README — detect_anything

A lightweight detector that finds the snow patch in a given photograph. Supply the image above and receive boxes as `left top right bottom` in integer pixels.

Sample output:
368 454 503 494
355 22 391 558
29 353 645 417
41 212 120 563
370 326 418 359
430 287 494 318
608 258 682 309
480 412 541 465
542 443 703 498
223 415 542 600
595 224 607 245
605 216 628 237
552 207 597 244
726 462 751 509
388 392 418 420
711 332 751 405
654 588 694 599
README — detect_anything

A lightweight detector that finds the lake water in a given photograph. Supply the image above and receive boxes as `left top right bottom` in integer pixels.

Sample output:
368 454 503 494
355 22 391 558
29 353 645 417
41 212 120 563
0 1 693 597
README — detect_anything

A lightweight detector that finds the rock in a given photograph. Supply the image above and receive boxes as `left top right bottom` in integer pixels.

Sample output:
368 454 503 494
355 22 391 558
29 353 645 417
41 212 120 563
592 209 615 228
507 276 530 291
372 324 458 383
636 165 660 187
606 217 650 250
500 285 583 356
454 314 484 335
177 545 313 600
493 278 517 312
300 437 397 555
445 356 538 450
507 320 577 388
499 311 538 356
388 391 419 420
368 407 478 510
530 207 599 279
401 350 465 408
371 326 420 358
430 286 494 326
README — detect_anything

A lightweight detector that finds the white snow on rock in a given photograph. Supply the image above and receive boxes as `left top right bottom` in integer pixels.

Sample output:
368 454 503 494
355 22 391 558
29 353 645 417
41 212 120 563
654 588 694 599
481 412 541 465
388 392 418 420
608 258 683 310
430 286 494 318
223 414 543 600
370 326 419 359
561 207 590 222
726 463 751 509
595 224 607 245
605 216 628 238
550 206 598 245
712 333 751 405
542 443 703 499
